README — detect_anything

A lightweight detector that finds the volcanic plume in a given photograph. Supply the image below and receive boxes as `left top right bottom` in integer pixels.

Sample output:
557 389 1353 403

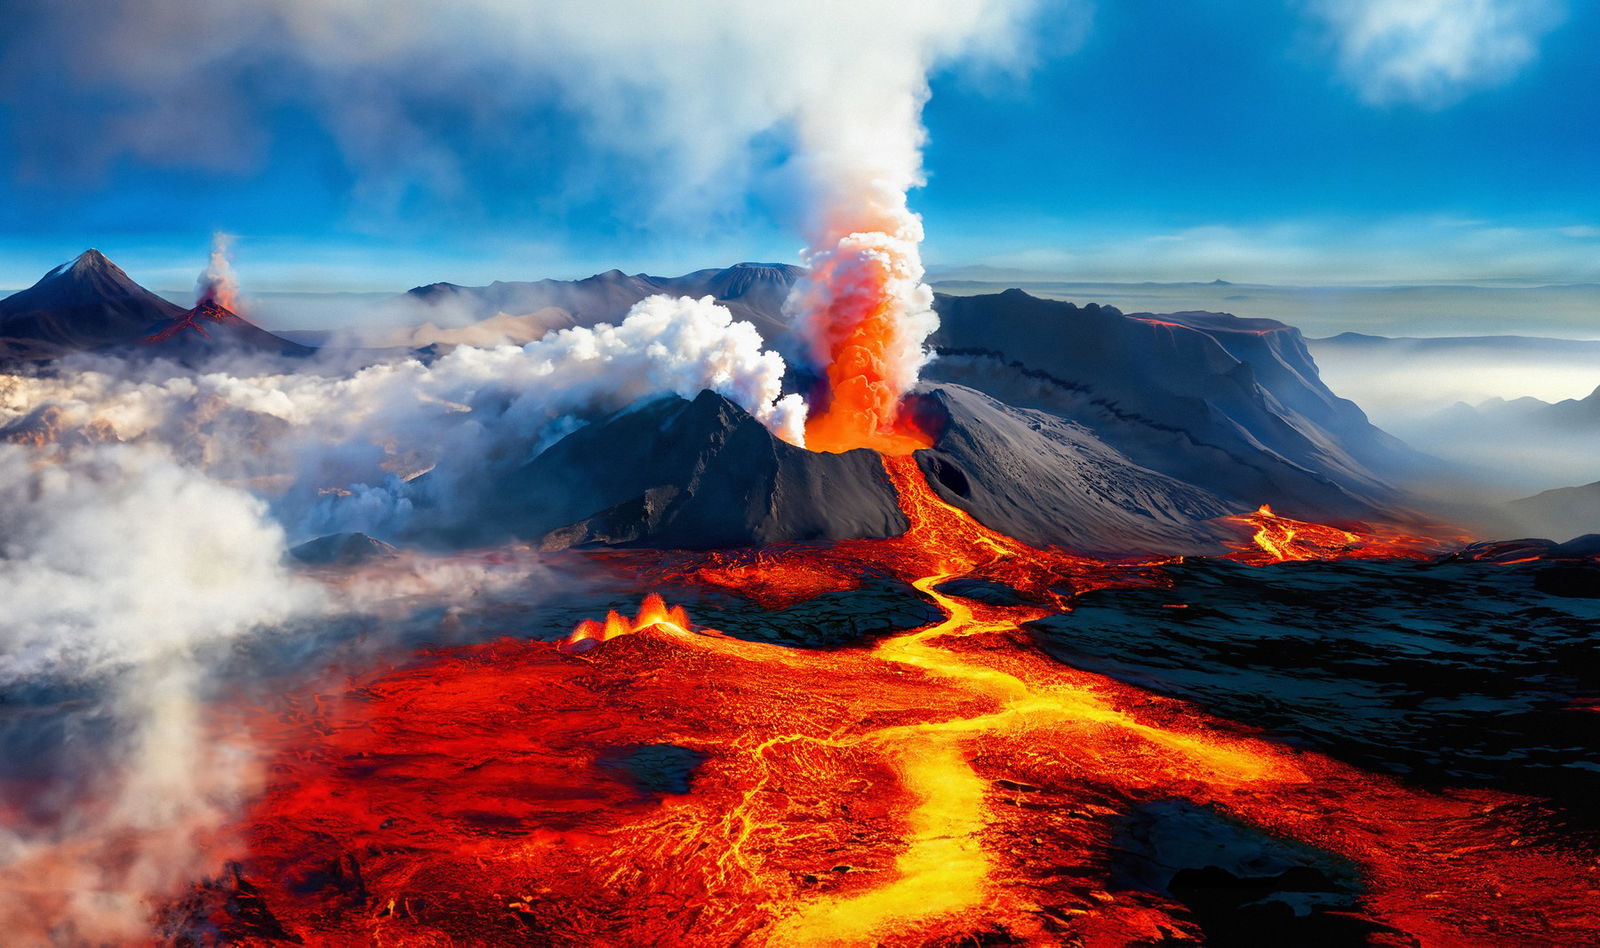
196 232 240 312
142 237 312 357
789 197 937 455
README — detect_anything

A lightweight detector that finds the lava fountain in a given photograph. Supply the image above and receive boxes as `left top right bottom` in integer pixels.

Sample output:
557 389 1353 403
788 202 938 456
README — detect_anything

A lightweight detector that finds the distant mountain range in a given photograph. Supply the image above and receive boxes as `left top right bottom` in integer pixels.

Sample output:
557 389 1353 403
0 251 1453 552
0 250 307 362
401 263 804 344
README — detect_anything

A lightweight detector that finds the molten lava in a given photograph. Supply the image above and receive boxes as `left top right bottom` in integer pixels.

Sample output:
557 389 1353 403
790 213 937 455
559 592 695 654
1222 503 1453 563
144 296 238 344
174 454 1600 945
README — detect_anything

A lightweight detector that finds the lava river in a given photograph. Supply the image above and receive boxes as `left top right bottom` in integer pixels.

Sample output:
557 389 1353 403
190 456 1600 945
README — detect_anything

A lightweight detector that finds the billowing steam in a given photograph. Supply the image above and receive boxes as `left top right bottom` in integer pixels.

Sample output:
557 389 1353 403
0 0 1051 457
2 293 806 540
0 444 319 941
196 231 240 310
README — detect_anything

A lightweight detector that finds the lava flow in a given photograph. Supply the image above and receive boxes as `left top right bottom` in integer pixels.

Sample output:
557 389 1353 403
1222 503 1455 563
191 457 1600 945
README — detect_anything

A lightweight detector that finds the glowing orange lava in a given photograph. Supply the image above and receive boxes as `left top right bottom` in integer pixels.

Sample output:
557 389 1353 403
796 236 933 455
183 457 1600 945
1222 503 1454 563
559 592 695 654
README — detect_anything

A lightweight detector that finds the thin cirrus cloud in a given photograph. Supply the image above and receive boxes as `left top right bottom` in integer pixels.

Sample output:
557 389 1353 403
1304 0 1567 106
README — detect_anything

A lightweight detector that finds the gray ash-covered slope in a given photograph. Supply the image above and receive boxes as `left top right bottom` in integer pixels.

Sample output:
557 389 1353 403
909 384 1235 554
451 381 1245 555
464 389 906 549
290 532 399 566
926 290 1418 521
0 249 185 361
404 262 803 342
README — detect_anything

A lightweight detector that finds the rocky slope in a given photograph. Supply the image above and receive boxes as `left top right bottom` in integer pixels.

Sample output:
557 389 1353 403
0 250 184 360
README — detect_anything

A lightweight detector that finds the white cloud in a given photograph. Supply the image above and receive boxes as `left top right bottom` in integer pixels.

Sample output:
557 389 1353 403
1306 0 1565 106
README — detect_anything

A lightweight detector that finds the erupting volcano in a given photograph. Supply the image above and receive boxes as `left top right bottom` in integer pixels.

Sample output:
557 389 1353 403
4 2 1599 945
791 217 937 455
174 454 1600 945
141 235 311 358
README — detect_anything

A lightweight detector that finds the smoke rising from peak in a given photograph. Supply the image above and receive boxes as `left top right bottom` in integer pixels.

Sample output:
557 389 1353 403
2 293 805 539
196 232 240 310
0 1 1053 227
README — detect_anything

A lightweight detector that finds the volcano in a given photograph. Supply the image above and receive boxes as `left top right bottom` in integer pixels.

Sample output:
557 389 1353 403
460 389 908 549
0 249 184 361
140 293 313 360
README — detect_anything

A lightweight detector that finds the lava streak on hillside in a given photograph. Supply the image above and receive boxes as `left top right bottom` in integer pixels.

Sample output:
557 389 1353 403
180 457 1600 945
1220 503 1459 564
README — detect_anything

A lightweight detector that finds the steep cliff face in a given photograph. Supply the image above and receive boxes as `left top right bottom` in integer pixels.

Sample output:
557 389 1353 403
925 290 1419 521
908 384 1235 555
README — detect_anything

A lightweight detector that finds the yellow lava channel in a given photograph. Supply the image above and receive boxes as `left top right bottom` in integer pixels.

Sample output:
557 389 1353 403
769 573 1294 945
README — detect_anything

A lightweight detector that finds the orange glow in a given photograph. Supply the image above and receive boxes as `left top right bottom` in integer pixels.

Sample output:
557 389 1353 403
179 458 1599 944
797 231 934 455
1222 503 1453 563
559 592 695 654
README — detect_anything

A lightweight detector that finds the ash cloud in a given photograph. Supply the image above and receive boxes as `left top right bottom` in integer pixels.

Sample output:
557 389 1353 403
0 0 1058 227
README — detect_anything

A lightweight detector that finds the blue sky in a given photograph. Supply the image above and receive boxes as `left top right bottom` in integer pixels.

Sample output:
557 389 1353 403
0 0 1595 293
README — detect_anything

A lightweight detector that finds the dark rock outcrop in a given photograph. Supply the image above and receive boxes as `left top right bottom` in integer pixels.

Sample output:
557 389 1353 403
290 532 400 565
478 389 906 549
0 249 185 361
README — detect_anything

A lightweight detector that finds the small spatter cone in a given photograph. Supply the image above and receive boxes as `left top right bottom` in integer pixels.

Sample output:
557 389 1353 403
559 594 697 655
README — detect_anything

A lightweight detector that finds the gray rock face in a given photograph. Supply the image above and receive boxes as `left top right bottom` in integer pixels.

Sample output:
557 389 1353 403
0 250 185 361
925 290 1417 521
480 389 906 549
909 384 1235 554
290 532 400 565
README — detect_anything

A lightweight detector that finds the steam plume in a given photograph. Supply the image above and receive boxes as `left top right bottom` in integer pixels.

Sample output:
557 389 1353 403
196 232 240 311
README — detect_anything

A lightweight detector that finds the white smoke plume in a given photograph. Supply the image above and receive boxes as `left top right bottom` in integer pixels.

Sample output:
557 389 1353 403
0 444 315 681
0 2 1053 217
196 231 240 309
1 294 806 539
0 443 321 941
0 1 1054 450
